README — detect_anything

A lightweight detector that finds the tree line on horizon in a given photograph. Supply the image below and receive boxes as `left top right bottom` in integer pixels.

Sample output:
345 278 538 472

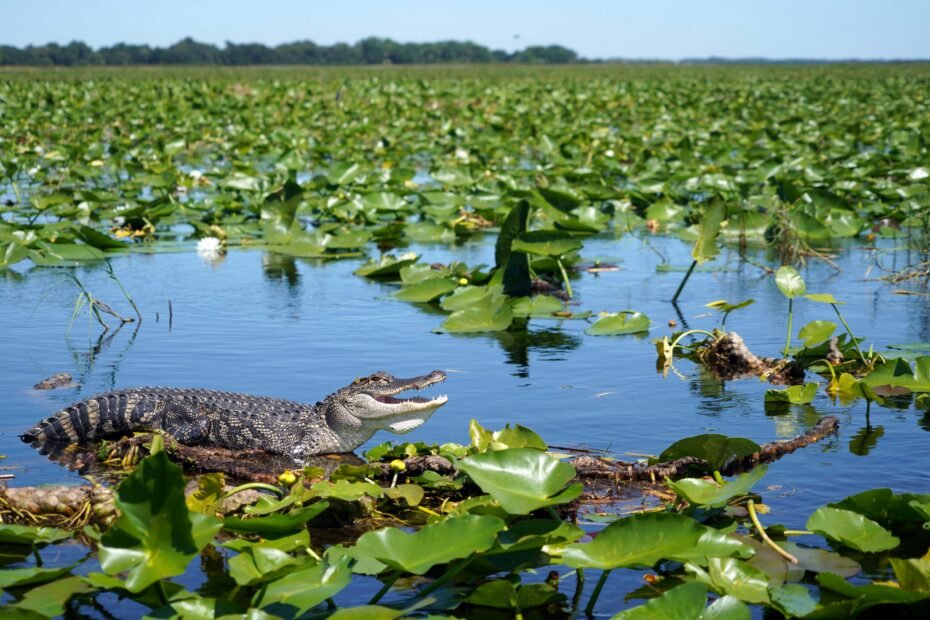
0 37 581 66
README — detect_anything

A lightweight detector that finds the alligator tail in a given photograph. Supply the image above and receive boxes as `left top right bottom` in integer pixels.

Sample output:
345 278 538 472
21 393 138 447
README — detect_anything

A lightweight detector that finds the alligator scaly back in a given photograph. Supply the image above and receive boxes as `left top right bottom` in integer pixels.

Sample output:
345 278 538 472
22 371 448 460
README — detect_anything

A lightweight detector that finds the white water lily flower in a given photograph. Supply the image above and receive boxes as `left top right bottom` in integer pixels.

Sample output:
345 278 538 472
196 237 225 263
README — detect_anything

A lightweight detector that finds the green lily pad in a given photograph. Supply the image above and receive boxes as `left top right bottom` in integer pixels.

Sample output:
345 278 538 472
687 557 771 604
764 382 819 405
775 266 806 299
692 199 726 264
442 300 514 333
511 230 582 257
354 253 419 278
806 506 900 553
667 465 768 508
0 524 72 546
457 448 581 515
585 311 651 336
308 480 383 501
228 545 304 586
223 502 329 535
98 452 222 593
862 357 930 392
6 576 95 618
394 277 457 302
354 514 505 575
258 556 353 616
658 434 761 472
561 512 752 570
798 320 837 347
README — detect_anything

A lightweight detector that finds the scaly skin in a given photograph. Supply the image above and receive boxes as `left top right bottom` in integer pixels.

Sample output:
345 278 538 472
22 371 448 462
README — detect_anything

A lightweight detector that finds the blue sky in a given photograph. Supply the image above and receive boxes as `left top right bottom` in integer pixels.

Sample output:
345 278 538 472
6 1 930 60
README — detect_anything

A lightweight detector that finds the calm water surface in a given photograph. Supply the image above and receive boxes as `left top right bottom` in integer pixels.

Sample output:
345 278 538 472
1 234 928 615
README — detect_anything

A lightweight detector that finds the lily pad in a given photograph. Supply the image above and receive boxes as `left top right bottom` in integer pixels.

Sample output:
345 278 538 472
561 512 752 570
667 465 768 508
585 311 651 336
394 278 458 302
764 382 819 405
457 448 581 514
775 266 805 299
658 434 761 472
511 230 582 257
806 506 900 553
442 300 514 333
98 452 222 593
354 514 505 575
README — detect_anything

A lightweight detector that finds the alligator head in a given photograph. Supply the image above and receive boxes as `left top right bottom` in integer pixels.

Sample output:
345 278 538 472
319 370 448 452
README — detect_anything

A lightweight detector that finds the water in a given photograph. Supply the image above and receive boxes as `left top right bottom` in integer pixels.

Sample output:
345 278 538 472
1 234 928 615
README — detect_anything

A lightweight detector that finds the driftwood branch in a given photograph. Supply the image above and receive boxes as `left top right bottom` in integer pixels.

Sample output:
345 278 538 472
570 415 839 481
4 416 838 528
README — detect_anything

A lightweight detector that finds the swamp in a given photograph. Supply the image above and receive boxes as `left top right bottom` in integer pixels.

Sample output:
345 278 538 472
1 64 930 618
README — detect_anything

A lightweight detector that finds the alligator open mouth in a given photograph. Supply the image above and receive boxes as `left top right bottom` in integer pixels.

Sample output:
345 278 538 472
368 370 447 406
355 370 448 423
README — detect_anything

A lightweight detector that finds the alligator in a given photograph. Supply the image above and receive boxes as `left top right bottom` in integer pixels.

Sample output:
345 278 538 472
22 370 448 462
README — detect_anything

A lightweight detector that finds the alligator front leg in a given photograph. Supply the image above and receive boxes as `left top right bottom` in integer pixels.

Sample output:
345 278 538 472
159 402 212 445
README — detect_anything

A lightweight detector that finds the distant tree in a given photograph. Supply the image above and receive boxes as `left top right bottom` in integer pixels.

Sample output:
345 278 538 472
0 37 583 66
223 42 277 65
511 45 578 64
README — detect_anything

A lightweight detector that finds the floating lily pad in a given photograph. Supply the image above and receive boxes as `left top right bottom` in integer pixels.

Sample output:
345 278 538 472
561 512 752 570
457 448 581 514
585 311 651 336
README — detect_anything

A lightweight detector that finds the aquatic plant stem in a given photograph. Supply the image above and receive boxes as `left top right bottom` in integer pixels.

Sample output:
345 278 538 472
556 257 572 298
830 303 867 365
157 580 171 606
584 569 611 615
670 329 716 349
11 179 22 206
221 482 285 501
783 530 815 537
416 556 476 599
747 500 798 564
571 568 585 611
783 298 793 358
106 261 143 323
671 260 697 304
369 571 399 604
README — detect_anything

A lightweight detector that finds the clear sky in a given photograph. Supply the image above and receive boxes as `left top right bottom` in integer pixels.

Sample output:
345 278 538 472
5 0 929 60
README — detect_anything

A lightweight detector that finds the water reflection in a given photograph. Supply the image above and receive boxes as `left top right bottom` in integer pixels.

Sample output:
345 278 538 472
451 323 582 378
849 425 885 456
262 253 301 289
767 404 825 438
65 322 139 396
918 413 930 433
495 325 582 378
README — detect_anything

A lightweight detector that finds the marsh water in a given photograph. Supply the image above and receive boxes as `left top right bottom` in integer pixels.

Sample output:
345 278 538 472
1 233 929 615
